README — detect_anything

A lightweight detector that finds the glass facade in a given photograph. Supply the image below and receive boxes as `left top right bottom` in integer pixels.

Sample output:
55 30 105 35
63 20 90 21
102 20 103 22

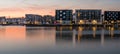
76 9 101 22
25 14 42 24
55 10 73 21
104 11 120 21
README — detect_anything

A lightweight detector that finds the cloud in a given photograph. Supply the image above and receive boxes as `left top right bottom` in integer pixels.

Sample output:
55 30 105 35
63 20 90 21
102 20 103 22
0 0 120 17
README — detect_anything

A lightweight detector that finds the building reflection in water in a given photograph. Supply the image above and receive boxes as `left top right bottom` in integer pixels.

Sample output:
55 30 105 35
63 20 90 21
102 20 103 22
56 26 74 46
26 27 56 47
76 27 103 47
56 26 120 47
0 26 120 54
0 27 5 40
0 26 119 50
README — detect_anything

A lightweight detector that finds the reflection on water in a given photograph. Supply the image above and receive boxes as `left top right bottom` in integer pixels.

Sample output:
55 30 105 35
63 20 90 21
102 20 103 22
56 26 120 47
0 26 26 41
0 26 120 54
26 27 56 48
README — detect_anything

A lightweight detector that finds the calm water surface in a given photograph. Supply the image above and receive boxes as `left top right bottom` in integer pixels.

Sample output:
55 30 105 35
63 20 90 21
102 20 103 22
0 26 120 54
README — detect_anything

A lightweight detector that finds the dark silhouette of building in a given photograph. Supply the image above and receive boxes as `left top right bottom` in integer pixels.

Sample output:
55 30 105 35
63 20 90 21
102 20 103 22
55 9 73 24
104 11 120 24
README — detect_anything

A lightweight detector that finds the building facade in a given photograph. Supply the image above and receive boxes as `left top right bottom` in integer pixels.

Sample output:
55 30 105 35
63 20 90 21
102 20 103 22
25 14 43 24
55 10 73 24
104 11 120 25
0 17 6 24
6 18 25 24
75 9 102 24
43 15 55 24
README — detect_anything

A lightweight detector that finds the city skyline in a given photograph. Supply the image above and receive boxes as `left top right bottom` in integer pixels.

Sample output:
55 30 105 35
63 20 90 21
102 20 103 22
0 0 120 17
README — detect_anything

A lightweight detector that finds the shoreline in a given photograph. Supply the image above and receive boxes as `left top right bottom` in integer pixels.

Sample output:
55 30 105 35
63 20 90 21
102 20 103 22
0 24 119 27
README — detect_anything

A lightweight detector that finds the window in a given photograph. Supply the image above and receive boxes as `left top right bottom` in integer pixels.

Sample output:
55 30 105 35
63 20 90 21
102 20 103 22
60 11 62 13
63 12 66 14
111 18 112 20
63 16 65 19
57 12 59 14
84 14 87 16
60 14 62 16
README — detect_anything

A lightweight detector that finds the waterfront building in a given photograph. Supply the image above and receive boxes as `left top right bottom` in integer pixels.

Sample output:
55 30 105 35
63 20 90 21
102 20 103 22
75 9 102 24
104 11 120 25
0 16 6 24
43 15 55 24
55 9 73 24
25 14 43 24
72 13 77 24
6 17 25 24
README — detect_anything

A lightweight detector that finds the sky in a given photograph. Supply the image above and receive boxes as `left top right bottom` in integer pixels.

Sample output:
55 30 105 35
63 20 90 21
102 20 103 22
0 0 120 17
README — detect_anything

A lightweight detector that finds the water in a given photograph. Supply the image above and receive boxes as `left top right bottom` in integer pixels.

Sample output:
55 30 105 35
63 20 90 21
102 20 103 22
0 26 120 54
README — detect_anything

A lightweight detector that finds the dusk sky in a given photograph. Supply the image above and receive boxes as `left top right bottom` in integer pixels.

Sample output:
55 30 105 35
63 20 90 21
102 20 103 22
0 0 120 17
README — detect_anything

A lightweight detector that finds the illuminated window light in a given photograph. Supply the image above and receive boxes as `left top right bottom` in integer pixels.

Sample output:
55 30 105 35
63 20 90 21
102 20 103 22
92 20 97 24
79 20 84 24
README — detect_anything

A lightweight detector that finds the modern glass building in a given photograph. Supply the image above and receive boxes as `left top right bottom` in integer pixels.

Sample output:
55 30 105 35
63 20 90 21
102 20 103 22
25 14 43 24
75 9 102 24
55 10 73 24
104 11 120 24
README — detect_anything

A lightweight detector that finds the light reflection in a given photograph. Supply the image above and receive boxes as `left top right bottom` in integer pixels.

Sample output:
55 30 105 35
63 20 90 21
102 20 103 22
26 27 56 47
78 27 83 42
56 26 73 46
56 26 120 47
101 28 105 46
92 27 96 38
0 27 5 39
5 26 26 41
108 27 111 36
111 27 114 39
0 26 119 51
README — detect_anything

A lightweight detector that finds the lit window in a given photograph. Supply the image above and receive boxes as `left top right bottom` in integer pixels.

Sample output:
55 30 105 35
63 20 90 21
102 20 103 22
60 11 62 13
78 12 80 17
79 20 84 24
63 12 66 15
92 20 97 24
60 14 62 16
